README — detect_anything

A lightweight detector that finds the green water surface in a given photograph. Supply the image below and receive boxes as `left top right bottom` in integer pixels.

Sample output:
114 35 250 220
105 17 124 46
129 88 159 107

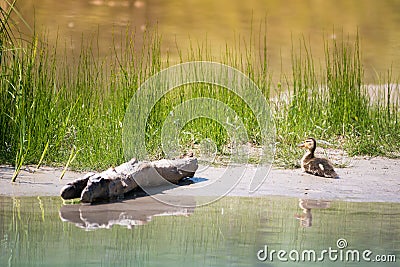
0 196 399 267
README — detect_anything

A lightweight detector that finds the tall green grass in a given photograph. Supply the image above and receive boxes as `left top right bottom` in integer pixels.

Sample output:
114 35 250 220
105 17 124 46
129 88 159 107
273 34 399 166
1 5 399 180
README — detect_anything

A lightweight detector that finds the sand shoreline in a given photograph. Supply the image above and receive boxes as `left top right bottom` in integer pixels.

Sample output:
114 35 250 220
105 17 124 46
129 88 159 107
0 156 399 203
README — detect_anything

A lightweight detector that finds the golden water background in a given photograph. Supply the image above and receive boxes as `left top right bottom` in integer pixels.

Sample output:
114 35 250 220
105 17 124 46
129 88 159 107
12 0 400 82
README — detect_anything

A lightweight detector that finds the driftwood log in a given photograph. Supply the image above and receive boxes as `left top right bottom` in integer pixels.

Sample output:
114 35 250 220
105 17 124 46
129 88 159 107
60 157 198 203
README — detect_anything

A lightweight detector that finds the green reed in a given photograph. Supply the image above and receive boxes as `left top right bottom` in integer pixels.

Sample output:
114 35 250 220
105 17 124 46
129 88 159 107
1 5 399 179
273 34 400 167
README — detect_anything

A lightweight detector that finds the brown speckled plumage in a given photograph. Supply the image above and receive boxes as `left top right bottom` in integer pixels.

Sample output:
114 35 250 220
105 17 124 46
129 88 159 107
298 138 338 178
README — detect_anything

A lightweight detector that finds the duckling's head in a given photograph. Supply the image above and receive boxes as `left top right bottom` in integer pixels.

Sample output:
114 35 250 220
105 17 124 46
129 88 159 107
298 137 316 152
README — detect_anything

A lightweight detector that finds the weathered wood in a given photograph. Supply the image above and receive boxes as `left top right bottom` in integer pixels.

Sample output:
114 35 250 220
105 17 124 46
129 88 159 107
60 172 96 200
60 157 198 203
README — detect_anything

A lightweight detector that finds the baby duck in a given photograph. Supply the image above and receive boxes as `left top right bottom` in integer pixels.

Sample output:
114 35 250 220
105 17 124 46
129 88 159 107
298 138 339 178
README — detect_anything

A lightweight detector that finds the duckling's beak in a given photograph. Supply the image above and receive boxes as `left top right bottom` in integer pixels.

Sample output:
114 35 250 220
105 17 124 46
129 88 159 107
297 142 305 148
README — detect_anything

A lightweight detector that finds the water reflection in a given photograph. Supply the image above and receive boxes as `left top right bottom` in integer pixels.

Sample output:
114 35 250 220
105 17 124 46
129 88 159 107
1 196 399 266
294 199 330 228
59 196 195 230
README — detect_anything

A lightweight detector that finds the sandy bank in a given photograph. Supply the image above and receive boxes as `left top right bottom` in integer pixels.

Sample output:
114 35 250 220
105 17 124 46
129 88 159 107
0 157 399 203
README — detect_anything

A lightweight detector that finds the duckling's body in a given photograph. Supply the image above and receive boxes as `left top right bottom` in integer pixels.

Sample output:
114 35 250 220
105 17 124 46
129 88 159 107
298 138 338 178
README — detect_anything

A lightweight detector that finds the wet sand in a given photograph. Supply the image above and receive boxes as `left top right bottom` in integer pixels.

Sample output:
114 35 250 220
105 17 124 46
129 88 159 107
0 157 399 203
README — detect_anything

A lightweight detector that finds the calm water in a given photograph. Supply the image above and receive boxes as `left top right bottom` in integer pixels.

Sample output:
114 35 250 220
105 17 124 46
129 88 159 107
0 196 399 266
12 0 400 82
